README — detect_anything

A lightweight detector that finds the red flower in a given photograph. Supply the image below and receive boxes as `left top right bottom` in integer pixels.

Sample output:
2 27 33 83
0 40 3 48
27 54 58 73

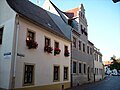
26 39 38 49
54 48 61 55
44 46 53 53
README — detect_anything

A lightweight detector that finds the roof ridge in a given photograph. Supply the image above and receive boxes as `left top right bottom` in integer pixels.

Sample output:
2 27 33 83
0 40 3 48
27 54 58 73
6 0 70 41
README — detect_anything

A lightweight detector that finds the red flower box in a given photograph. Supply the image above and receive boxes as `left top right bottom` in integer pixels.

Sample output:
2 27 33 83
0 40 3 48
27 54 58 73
26 39 38 49
44 46 53 53
54 48 61 55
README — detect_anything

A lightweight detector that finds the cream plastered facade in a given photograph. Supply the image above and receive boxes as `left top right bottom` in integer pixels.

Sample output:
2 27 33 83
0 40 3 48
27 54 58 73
0 0 71 90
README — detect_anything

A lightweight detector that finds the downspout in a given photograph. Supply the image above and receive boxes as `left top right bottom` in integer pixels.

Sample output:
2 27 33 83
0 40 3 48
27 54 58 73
70 28 73 87
11 14 19 89
93 47 95 82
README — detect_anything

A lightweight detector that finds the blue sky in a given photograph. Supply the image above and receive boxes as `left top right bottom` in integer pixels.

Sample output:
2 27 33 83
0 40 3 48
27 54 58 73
31 0 120 61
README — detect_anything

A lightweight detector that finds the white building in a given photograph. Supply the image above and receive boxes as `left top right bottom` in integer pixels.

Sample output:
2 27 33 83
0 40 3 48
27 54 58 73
0 0 71 90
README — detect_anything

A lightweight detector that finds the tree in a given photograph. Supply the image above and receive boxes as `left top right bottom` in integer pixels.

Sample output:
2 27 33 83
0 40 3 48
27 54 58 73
109 55 120 71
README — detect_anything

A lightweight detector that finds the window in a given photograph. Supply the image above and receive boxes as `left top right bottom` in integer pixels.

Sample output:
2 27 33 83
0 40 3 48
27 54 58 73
81 25 84 34
95 68 96 75
27 30 35 41
24 64 34 85
90 48 92 55
96 54 98 61
84 64 86 74
65 45 68 50
64 67 68 80
53 66 60 81
64 45 69 57
73 61 77 73
54 41 59 48
73 37 76 48
83 43 85 52
79 63 82 73
99 56 102 62
79 41 81 50
0 27 3 44
94 53 96 60
45 37 51 47
87 46 89 54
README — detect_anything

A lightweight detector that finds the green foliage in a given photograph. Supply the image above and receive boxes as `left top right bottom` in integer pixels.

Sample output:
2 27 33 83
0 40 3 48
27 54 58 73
109 57 120 70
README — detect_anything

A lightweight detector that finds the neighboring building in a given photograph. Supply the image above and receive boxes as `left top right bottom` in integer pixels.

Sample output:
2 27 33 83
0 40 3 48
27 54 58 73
103 60 113 66
94 47 103 81
43 0 95 86
103 60 113 75
0 0 71 90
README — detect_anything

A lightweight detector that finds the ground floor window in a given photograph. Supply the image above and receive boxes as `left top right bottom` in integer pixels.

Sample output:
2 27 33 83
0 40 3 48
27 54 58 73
24 64 34 85
73 61 77 73
64 67 69 80
53 65 60 81
79 63 82 73
84 64 86 74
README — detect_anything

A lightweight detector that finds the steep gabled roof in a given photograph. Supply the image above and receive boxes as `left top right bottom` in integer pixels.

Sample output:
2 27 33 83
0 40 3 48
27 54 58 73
6 0 70 41
49 0 68 24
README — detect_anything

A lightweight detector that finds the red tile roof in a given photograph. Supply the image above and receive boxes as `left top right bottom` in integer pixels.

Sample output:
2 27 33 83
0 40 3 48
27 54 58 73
66 7 79 17
103 61 113 66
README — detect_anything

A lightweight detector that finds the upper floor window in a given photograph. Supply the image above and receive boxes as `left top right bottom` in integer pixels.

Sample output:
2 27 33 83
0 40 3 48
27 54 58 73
0 27 4 44
90 48 92 55
64 45 69 57
27 30 35 41
79 41 81 50
99 56 102 62
87 46 89 54
54 41 59 48
94 53 97 60
45 37 51 47
81 25 84 34
26 30 38 49
83 43 85 52
54 41 61 55
84 64 86 74
73 37 76 48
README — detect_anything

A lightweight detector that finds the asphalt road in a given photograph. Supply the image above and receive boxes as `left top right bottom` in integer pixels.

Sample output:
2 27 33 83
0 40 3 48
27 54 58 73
67 76 120 90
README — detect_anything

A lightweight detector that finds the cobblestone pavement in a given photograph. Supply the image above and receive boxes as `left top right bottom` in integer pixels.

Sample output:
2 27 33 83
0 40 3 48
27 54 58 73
67 76 120 90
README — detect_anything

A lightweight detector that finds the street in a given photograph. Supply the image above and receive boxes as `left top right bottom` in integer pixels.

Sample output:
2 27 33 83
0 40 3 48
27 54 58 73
67 76 120 90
